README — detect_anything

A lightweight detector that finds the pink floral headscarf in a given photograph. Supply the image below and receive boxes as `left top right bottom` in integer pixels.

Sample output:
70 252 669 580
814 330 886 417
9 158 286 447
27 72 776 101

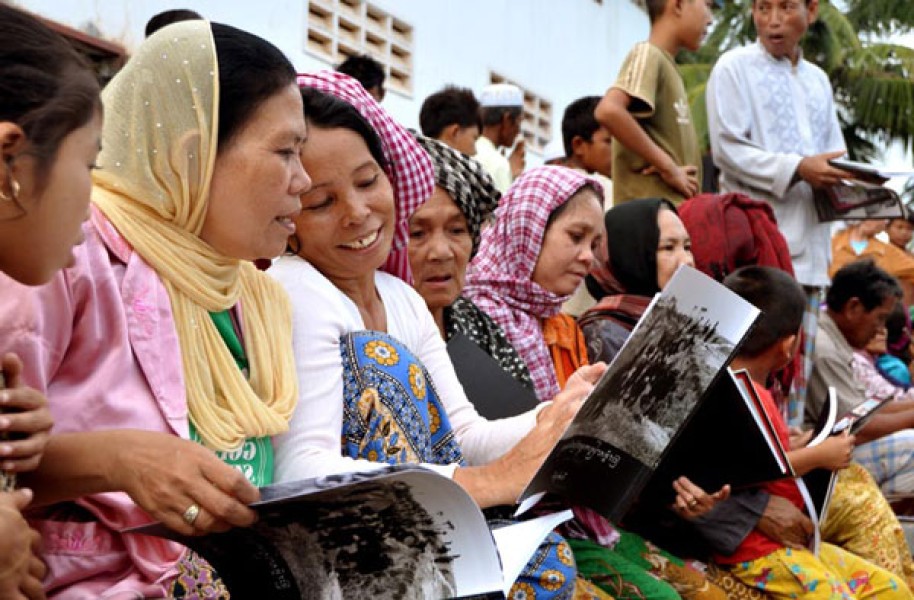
296 71 434 283
464 166 601 402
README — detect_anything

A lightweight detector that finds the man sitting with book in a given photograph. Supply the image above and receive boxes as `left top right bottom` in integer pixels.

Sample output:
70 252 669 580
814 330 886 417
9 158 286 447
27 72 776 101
716 266 909 598
809 260 914 498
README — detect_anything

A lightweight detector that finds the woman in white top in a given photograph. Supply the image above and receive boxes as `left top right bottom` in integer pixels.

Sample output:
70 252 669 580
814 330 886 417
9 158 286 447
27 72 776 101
270 73 607 599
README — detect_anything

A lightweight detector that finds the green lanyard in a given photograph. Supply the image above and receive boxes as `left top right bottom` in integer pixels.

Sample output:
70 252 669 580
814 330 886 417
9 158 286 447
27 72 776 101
187 310 273 487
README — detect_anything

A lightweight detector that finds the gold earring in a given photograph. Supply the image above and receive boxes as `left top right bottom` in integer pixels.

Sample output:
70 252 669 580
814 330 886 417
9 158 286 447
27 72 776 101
0 177 19 202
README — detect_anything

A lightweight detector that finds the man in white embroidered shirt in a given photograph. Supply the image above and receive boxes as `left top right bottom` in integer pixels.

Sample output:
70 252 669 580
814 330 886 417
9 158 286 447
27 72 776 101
706 0 852 424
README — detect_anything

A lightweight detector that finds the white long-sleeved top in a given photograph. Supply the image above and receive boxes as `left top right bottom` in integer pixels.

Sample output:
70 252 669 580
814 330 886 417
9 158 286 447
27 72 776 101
707 41 845 287
269 255 540 483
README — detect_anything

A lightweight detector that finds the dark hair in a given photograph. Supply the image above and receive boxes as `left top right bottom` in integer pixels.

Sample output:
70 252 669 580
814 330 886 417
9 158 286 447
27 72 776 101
826 259 903 312
0 4 101 184
890 203 914 227
419 86 480 138
336 54 385 91
562 96 601 157
544 183 601 231
644 0 668 22
751 0 812 6
144 9 203 37
724 266 806 357
479 105 523 128
210 23 296 150
299 87 388 171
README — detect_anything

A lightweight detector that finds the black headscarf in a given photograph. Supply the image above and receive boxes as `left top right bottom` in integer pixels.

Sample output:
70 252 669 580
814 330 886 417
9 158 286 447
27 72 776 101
585 197 677 299
411 132 500 257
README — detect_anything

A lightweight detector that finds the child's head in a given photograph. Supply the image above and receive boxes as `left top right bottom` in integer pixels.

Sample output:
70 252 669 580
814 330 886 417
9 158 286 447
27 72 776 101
335 54 386 103
646 0 714 52
723 266 806 365
752 0 818 63
886 208 914 250
0 4 102 286
419 86 481 157
561 96 612 178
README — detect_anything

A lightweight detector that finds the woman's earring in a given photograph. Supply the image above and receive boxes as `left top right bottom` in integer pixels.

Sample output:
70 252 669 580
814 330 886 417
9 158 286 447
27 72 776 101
0 177 19 202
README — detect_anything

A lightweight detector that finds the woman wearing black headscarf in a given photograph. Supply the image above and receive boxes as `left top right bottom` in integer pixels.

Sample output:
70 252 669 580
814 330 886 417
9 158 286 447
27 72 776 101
580 198 694 365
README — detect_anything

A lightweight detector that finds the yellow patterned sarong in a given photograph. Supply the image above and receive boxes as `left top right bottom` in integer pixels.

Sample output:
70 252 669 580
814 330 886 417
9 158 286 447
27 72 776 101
723 543 911 599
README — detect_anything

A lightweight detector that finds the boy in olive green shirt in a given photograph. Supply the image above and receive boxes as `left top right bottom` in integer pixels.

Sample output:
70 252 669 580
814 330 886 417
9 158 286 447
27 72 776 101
596 0 713 205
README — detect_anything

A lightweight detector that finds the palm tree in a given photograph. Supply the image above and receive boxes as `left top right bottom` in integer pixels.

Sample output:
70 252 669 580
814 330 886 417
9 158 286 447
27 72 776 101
674 0 914 160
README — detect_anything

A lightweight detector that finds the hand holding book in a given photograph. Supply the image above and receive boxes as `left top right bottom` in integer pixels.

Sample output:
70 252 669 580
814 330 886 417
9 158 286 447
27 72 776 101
797 150 854 188
791 430 855 475
455 362 606 509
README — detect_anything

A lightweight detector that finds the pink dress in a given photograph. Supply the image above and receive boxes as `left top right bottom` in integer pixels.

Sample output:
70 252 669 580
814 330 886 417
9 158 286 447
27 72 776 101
0 206 187 598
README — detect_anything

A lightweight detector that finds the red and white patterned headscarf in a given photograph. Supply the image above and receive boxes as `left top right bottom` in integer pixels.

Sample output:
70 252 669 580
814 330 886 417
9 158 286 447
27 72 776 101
464 166 600 402
296 71 434 283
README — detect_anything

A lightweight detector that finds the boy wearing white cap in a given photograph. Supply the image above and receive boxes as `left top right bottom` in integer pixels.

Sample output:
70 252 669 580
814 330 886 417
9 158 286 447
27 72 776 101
475 83 525 193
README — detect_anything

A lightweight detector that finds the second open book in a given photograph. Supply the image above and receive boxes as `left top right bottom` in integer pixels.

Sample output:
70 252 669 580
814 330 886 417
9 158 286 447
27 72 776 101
519 265 762 522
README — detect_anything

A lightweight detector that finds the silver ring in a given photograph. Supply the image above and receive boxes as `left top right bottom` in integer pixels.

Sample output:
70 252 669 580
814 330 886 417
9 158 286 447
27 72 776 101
182 503 201 526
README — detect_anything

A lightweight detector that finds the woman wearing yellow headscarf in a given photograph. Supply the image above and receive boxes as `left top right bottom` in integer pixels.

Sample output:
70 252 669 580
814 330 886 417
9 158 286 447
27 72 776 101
0 20 309 597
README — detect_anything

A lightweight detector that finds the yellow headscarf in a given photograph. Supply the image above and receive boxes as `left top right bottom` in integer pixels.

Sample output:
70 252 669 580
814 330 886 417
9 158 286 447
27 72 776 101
92 21 297 451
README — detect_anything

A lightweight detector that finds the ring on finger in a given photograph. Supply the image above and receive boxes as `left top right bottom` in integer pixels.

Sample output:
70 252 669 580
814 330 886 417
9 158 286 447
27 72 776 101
182 503 201 526
687 498 698 508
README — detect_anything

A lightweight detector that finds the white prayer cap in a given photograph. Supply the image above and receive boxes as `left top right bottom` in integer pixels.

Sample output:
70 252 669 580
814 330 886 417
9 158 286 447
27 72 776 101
479 83 523 108
542 138 566 162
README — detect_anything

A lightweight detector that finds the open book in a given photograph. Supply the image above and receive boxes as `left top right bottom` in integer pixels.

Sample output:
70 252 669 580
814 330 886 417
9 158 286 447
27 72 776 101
814 175 905 221
828 158 914 182
129 465 571 599
638 368 794 507
798 386 889 554
808 386 888 445
519 265 760 522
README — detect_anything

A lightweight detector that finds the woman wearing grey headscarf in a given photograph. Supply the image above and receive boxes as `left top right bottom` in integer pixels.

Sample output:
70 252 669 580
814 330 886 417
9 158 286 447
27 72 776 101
407 133 533 390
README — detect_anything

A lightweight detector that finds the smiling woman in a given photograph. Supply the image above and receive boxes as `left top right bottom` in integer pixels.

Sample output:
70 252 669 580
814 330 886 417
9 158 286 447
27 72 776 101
268 73 612 599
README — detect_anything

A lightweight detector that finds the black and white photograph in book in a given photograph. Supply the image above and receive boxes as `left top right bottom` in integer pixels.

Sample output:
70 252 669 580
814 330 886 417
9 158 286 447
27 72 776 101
183 475 459 600
255 479 456 599
520 265 759 522
130 466 511 599
572 293 733 467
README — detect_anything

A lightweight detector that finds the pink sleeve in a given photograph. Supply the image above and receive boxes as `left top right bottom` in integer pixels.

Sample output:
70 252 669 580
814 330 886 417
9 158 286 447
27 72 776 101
0 264 77 394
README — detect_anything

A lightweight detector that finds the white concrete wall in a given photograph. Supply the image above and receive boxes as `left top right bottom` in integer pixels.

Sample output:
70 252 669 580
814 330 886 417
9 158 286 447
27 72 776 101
11 0 649 156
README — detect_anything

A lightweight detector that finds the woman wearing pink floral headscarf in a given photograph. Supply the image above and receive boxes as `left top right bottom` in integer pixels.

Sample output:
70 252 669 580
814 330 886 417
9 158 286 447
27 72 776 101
464 166 729 600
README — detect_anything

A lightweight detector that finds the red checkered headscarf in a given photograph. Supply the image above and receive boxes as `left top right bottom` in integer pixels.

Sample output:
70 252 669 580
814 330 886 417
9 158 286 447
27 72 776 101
464 166 601 402
296 71 434 283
